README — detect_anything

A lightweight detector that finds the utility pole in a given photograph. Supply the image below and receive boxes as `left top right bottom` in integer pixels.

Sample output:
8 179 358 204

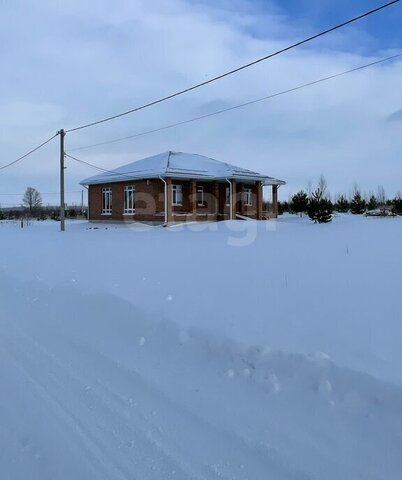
58 129 66 232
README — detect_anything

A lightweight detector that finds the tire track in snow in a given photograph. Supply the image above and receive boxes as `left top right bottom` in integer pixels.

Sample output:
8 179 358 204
0 336 135 480
0 322 201 480
6 324 246 480
38 328 309 480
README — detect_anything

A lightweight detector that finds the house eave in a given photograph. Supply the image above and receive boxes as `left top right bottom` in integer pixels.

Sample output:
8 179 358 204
80 173 285 186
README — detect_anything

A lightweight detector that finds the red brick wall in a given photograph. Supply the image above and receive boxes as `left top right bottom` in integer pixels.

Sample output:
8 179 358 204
88 179 260 222
89 179 164 221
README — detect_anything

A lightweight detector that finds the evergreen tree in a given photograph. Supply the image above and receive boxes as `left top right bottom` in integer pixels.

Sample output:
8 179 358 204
0 209 6 220
307 188 333 223
290 190 309 216
393 196 402 215
277 201 289 215
335 195 349 213
350 191 366 214
367 195 378 211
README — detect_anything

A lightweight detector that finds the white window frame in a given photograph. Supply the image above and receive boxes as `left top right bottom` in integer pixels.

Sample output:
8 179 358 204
197 185 204 206
244 187 253 206
225 187 231 206
102 187 112 215
172 184 183 206
124 185 135 214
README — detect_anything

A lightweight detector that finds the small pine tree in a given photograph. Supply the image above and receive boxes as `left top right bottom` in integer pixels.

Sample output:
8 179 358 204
393 196 402 215
307 188 333 223
350 191 366 214
335 195 349 213
290 190 309 216
277 201 289 215
0 209 6 220
367 195 378 211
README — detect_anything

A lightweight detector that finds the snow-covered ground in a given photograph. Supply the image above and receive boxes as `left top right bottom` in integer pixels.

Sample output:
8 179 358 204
1 215 402 479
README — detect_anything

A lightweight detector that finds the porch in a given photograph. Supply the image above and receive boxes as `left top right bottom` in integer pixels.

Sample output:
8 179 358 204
164 179 279 223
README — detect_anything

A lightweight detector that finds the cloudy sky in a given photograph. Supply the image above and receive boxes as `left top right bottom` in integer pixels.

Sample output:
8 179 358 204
1 0 401 206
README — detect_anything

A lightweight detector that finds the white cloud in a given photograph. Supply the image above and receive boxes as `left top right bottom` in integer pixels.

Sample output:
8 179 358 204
0 0 401 206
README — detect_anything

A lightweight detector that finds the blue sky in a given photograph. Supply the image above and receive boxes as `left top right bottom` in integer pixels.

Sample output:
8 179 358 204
0 0 401 206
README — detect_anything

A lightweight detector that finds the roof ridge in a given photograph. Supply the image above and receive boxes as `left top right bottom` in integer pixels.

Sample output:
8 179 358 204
166 151 173 172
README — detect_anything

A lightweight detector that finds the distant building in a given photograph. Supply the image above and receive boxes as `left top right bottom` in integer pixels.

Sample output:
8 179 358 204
80 151 285 224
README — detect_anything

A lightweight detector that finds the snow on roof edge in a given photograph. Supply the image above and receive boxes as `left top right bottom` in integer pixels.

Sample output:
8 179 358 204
79 151 285 186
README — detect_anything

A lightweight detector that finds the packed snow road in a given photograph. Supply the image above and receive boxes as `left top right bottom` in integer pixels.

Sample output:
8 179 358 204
1 216 402 479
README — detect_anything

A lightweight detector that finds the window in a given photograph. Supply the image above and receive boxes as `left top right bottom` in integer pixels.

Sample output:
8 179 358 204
197 186 204 206
244 187 253 206
124 186 135 214
225 187 231 206
172 184 182 206
102 187 112 214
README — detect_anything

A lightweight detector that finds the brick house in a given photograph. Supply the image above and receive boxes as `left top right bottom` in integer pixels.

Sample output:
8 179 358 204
80 151 285 224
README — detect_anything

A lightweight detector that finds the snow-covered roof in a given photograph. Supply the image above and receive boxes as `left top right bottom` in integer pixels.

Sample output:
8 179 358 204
80 151 285 186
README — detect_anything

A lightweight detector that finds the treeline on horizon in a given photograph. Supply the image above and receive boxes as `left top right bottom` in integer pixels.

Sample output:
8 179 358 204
271 176 402 223
0 186 85 221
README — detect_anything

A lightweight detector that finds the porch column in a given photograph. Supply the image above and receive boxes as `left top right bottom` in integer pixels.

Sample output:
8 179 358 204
272 184 278 217
191 180 197 219
257 181 263 220
231 179 237 220
166 177 173 223
239 183 244 214
213 181 219 216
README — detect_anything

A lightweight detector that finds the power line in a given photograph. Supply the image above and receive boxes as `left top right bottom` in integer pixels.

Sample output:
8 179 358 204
65 153 114 173
0 191 83 196
67 52 402 152
66 153 157 181
0 134 58 171
64 0 401 134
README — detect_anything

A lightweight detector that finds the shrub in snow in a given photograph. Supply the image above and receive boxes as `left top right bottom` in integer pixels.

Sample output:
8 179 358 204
307 188 333 224
50 210 60 221
290 190 309 216
350 191 366 215
335 195 349 213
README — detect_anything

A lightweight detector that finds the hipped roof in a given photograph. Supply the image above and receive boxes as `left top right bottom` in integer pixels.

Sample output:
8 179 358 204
80 151 285 186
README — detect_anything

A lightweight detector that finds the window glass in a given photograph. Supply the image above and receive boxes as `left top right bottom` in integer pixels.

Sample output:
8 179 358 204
225 187 231 206
102 188 112 214
197 186 204 206
124 186 135 214
244 188 252 206
172 185 182 205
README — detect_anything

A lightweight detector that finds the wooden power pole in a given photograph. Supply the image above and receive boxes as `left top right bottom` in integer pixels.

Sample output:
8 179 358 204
58 129 66 232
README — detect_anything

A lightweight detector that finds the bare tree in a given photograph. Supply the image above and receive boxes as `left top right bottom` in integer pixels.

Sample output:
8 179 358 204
22 187 42 215
352 182 360 195
306 179 313 198
377 185 386 208
318 174 328 196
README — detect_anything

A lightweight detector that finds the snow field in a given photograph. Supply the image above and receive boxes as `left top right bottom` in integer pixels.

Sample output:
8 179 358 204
1 215 402 479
